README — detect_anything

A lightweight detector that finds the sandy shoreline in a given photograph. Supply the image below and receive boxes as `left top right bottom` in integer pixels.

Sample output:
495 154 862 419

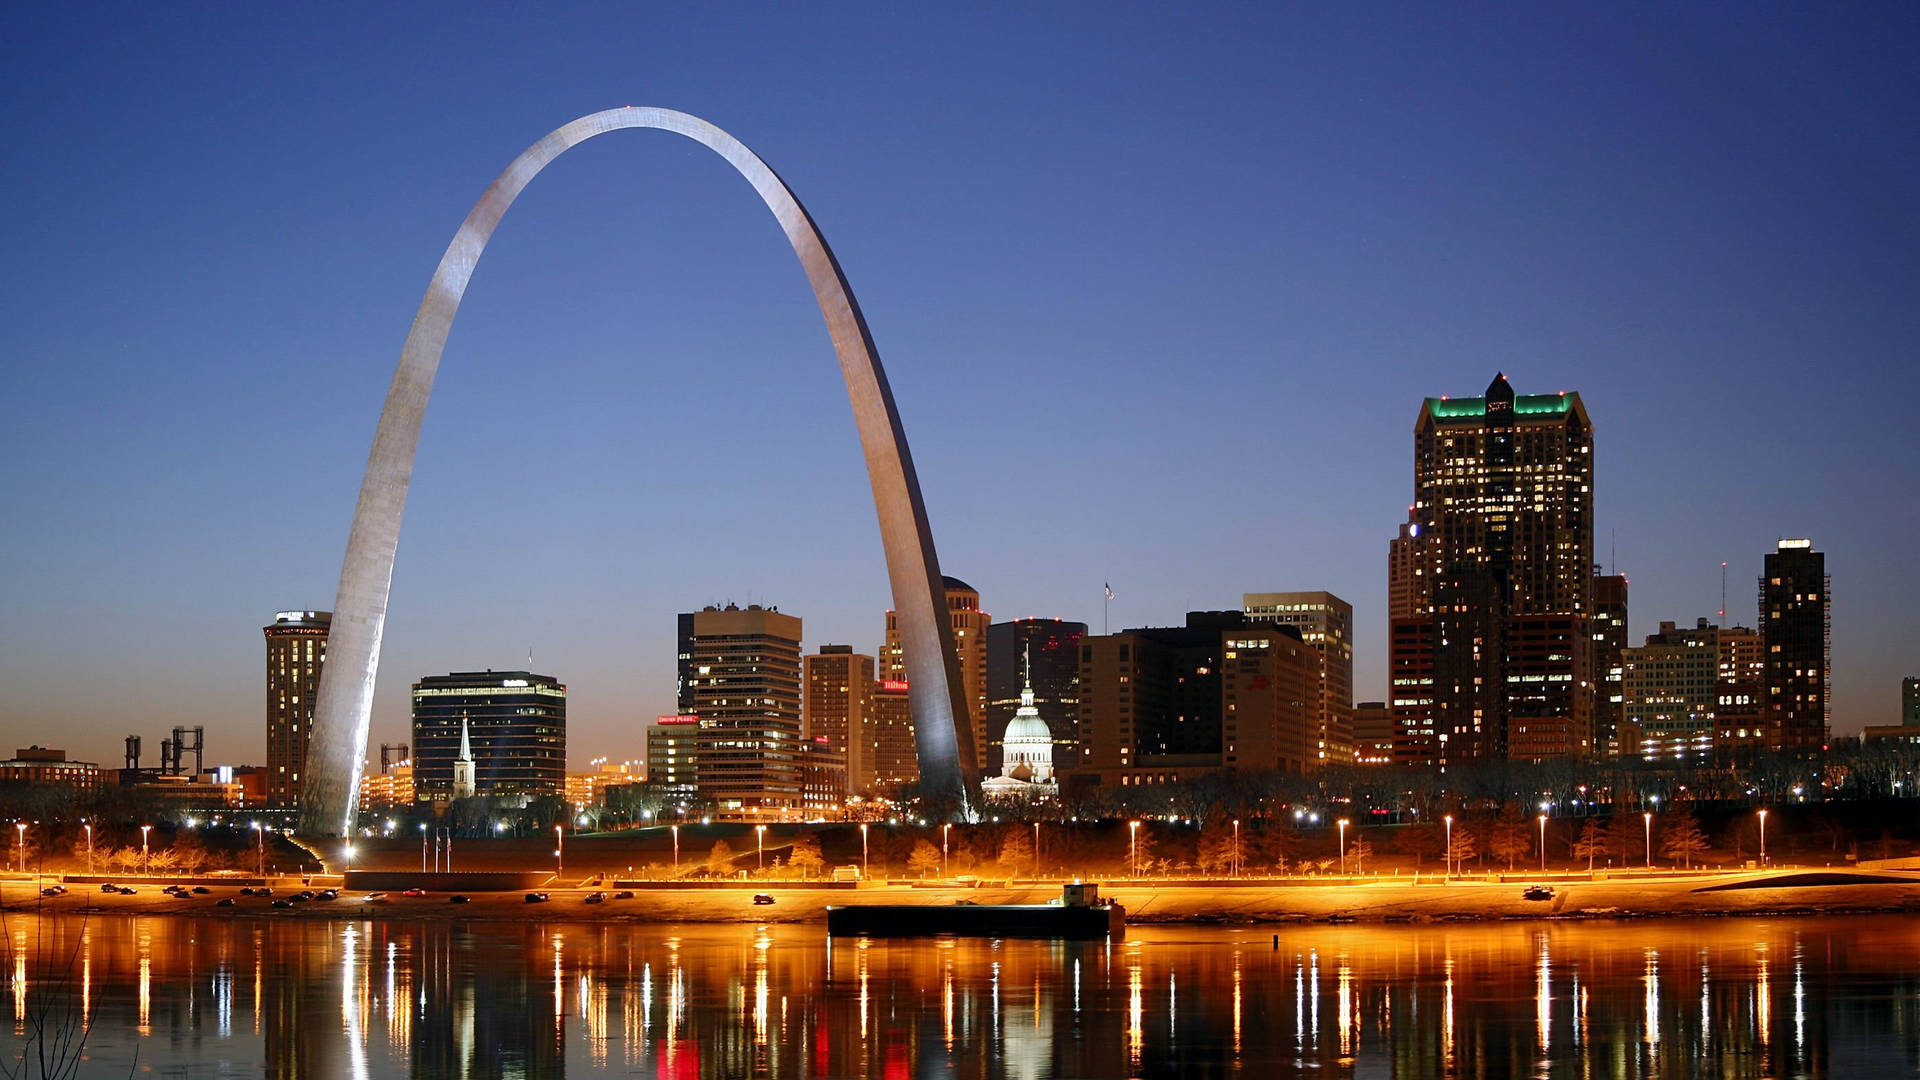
8 869 1920 929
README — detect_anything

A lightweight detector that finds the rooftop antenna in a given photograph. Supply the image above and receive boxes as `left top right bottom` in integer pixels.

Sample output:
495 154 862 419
1720 561 1728 624
1610 529 1617 577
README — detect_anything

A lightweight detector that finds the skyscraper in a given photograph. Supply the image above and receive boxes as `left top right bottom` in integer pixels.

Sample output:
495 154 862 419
1352 702 1394 765
1761 539 1829 749
986 619 1085 773
1591 571 1629 754
685 603 805 812
264 610 330 807
1221 625 1316 774
867 678 919 790
646 715 700 799
804 646 874 794
1403 373 1595 764
1905 677 1920 728
1714 624 1766 754
884 576 989 775
410 671 566 801
1076 611 1245 786
1242 591 1354 768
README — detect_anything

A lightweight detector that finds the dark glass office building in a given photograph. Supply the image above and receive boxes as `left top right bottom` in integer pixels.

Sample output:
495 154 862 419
986 618 1087 772
411 670 566 801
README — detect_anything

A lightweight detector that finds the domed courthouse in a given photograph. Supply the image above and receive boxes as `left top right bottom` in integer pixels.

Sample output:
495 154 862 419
982 649 1057 801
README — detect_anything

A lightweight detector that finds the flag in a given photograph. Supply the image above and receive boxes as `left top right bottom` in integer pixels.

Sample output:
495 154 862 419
1104 583 1114 601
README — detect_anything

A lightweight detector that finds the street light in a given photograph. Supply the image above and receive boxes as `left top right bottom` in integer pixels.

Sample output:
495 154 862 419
1758 808 1768 866
343 843 356 876
84 823 94 875
941 823 951 877
555 825 564 877
672 824 681 869
1643 811 1653 868
1444 815 1453 880
1337 819 1350 875
1538 814 1548 871
1232 819 1241 878
860 823 869 880
1128 820 1140 878
141 824 152 876
418 823 428 873
1033 821 1041 878
13 822 23 874
757 824 767 870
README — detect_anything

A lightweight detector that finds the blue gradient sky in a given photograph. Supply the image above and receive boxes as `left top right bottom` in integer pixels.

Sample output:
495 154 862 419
2 4 1915 768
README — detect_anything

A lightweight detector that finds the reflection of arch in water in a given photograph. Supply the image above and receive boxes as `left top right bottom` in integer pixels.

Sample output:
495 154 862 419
298 108 977 837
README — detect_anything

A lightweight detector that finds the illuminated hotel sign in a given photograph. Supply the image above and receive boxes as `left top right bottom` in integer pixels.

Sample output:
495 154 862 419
881 681 909 692
655 714 700 725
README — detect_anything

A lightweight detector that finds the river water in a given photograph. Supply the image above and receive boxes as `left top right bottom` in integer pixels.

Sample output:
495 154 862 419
3 913 1916 1077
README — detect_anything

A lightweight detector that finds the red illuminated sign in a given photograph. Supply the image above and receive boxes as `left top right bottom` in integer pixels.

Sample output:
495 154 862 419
881 680 909 692
655 714 699 725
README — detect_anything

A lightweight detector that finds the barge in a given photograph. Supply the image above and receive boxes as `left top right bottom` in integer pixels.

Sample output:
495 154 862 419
827 882 1125 940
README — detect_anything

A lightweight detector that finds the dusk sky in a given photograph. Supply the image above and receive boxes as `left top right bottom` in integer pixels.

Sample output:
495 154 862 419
2 4 1915 769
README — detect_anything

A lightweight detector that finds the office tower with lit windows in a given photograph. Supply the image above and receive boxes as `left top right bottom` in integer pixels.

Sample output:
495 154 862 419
1243 591 1354 768
1401 373 1595 764
1592 571 1629 754
264 610 330 807
1761 539 1830 749
410 670 566 801
1621 619 1722 760
1221 624 1316 774
685 603 805 812
1905 677 1920 728
1076 611 1244 784
804 645 874 793
867 678 919 790
1714 624 1767 753
646 715 700 798
986 618 1086 772
883 576 989 771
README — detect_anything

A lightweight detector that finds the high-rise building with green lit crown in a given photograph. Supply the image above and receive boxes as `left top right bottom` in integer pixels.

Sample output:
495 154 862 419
1398 373 1596 764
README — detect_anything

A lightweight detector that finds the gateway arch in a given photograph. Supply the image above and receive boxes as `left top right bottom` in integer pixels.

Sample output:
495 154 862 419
299 107 978 838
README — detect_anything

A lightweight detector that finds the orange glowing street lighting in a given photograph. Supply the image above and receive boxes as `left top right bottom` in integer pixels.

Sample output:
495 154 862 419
1643 811 1653 868
1444 814 1454 879
1337 818 1350 875
1538 814 1548 871
757 824 767 869
1758 808 1768 866
141 824 152 875
1128 820 1141 877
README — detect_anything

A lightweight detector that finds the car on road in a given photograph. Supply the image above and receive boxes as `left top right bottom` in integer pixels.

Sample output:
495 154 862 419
239 887 256 896
256 888 273 896
613 891 635 900
40 886 66 897
402 888 427 897
1522 885 1555 901
525 892 551 904
584 892 606 904
101 883 120 893
192 886 211 894
316 890 338 901
293 890 315 901
752 894 776 906
116 887 137 895
291 894 310 903
362 893 389 903
448 895 471 904
271 899 292 909
216 898 235 907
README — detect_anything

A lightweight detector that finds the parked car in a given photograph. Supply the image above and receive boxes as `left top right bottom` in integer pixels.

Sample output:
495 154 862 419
256 888 273 897
40 886 64 897
1523 885 1555 901
525 892 551 904
216 898 236 907
752 894 776 906
402 888 427 897
101 883 120 893
291 894 310 903
239 887 257 896
448 895 471 904
116 887 137 895
613 891 635 900
271 899 292 909
192 886 211 894
293 890 315 901
316 890 339 901
584 892 606 904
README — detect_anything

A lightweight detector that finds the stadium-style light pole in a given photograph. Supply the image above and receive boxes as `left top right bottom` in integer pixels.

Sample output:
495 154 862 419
1758 808 1768 866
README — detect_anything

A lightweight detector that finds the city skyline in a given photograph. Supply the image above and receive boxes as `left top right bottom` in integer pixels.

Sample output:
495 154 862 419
3 6 1916 769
